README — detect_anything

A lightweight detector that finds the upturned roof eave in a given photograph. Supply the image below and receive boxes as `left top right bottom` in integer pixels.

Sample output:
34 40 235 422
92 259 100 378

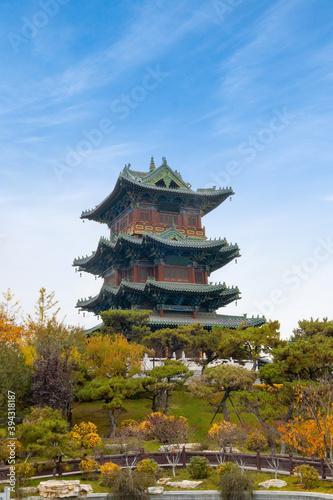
80 172 234 221
76 284 119 308
77 279 240 308
73 237 115 268
83 313 265 334
74 234 240 273
149 314 265 328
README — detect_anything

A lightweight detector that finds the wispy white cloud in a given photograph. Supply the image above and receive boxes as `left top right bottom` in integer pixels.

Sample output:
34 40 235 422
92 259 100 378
0 2 211 115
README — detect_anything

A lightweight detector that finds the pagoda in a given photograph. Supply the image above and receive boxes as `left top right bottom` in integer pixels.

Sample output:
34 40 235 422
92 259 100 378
74 157 264 330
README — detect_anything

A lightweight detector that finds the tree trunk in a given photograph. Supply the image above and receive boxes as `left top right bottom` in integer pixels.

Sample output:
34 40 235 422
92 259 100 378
201 354 219 374
108 409 117 438
53 459 57 478
280 441 286 455
222 398 229 421
324 458 333 482
164 389 170 413
152 395 158 412
57 456 63 477
210 391 230 424
66 401 73 429
157 390 164 412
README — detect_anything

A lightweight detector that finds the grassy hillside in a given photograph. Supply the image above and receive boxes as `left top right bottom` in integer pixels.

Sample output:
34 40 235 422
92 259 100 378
72 389 256 441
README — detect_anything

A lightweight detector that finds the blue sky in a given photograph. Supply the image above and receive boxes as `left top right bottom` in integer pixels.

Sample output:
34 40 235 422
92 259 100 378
1 0 332 337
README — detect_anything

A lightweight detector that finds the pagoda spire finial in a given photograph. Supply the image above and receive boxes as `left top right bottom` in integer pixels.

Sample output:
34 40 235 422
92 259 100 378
149 156 156 172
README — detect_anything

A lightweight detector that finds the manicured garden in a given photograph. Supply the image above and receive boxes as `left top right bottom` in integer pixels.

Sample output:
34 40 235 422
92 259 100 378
1 295 333 498
71 388 256 443
4 466 333 496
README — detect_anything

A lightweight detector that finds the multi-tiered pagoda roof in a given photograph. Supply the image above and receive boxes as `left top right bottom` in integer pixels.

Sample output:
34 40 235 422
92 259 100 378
74 157 265 330
81 160 233 224
73 226 240 276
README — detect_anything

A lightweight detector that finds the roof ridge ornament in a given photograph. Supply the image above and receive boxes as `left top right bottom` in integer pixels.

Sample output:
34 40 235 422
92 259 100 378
149 156 156 172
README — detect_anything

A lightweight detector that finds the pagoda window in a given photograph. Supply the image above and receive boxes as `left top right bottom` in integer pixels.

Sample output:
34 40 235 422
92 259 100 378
129 212 134 223
164 266 189 282
139 267 152 282
105 273 116 286
188 216 196 227
140 211 149 222
129 268 134 281
195 271 204 284
159 213 178 225
119 219 127 232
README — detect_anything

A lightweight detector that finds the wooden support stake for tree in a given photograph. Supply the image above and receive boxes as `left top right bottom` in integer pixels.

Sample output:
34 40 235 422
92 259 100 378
289 453 294 475
182 446 187 468
256 451 261 471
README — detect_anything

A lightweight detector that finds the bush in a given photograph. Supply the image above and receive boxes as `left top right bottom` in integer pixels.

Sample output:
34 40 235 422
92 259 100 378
121 419 139 428
71 421 102 449
15 463 36 486
119 419 140 437
216 461 238 479
219 467 254 500
188 456 211 479
0 438 24 463
247 432 269 452
135 459 158 488
111 469 150 499
79 458 99 478
134 420 152 439
99 462 121 487
63 463 74 472
208 421 243 450
199 440 210 451
144 412 189 443
136 459 159 475
293 464 319 490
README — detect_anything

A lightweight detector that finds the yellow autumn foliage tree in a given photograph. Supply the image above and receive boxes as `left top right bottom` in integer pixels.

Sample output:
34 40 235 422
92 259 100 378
0 290 28 345
84 334 146 378
278 383 333 479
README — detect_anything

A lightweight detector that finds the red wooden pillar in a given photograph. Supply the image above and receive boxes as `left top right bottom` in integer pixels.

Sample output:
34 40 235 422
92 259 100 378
133 208 138 232
159 309 164 318
189 267 195 283
157 265 164 281
193 310 197 319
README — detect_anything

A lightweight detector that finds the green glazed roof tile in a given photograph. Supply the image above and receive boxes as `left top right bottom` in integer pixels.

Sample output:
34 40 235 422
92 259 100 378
83 311 265 334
